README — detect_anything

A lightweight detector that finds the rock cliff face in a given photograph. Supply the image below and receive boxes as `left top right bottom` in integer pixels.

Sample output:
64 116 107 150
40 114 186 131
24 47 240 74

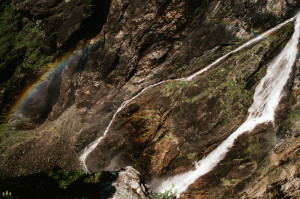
0 0 299 198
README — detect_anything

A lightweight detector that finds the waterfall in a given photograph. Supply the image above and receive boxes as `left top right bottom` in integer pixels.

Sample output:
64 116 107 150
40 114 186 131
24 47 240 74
79 81 165 172
79 14 297 173
154 12 300 196
178 16 295 82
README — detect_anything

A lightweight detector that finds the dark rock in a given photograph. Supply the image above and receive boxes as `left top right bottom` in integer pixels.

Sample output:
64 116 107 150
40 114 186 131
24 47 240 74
0 0 300 198
0 166 152 199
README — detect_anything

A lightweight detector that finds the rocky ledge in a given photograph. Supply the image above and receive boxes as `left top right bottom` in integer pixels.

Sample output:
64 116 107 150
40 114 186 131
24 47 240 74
0 166 153 199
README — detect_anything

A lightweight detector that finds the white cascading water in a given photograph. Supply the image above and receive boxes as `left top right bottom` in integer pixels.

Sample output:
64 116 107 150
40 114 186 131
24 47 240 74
179 16 295 81
79 14 298 173
80 81 165 172
154 12 300 196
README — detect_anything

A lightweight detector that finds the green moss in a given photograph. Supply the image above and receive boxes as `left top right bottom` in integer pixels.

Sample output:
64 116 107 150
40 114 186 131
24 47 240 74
233 158 244 161
187 152 196 160
0 124 28 153
183 69 251 121
163 81 189 96
131 109 159 121
132 115 150 120
177 64 190 76
83 172 102 183
176 48 225 78
145 108 156 113
218 80 251 120
221 178 233 187
246 134 271 174
141 131 150 138
54 11 65 18
46 168 86 189
0 2 53 80
0 6 20 69
246 136 260 154
166 129 178 144
21 0 34 4
128 109 161 139
220 177 241 188
0 167 114 198
283 111 300 131
185 89 209 103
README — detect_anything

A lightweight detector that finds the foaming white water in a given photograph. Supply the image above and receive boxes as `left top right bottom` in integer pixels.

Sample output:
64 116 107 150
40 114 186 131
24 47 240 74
79 14 297 173
155 13 300 196
178 16 295 82
79 81 165 172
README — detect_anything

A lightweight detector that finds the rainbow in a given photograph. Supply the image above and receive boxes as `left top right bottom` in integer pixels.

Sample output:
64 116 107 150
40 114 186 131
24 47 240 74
210 18 263 36
8 39 99 121
6 20 273 121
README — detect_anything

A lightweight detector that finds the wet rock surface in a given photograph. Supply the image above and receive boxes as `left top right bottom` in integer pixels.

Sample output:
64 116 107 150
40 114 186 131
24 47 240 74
2 0 299 126
84 23 294 177
112 166 153 199
0 0 300 198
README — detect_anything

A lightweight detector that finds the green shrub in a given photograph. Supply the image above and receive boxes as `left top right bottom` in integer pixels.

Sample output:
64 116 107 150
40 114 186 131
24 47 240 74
46 167 85 189
154 184 178 199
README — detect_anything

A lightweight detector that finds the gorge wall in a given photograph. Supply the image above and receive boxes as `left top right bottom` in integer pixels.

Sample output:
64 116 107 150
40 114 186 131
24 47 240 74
0 0 300 198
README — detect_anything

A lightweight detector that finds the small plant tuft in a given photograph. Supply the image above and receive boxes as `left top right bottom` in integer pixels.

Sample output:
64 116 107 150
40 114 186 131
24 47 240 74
154 184 178 199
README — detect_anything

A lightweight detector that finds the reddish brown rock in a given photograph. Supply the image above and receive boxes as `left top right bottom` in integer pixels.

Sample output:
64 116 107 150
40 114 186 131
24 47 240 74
0 0 300 198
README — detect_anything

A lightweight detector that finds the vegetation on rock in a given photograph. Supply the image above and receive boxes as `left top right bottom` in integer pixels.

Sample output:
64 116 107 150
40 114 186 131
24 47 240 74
0 0 299 198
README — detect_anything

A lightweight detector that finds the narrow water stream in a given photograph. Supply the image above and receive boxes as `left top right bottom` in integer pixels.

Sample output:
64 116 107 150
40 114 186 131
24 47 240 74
155 12 300 196
79 14 298 177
